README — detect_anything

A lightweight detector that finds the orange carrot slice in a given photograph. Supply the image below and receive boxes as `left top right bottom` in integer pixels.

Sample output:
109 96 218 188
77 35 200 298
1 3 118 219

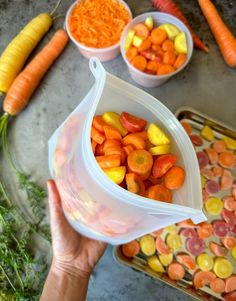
133 23 150 39
218 152 235 168
174 54 187 69
180 120 192 135
96 154 121 168
178 219 198 228
146 184 172 203
104 139 122 151
176 253 196 270
167 262 185 280
210 278 225 293
197 222 213 239
205 148 218 164
123 133 146 150
209 241 228 257
138 38 152 52
164 166 185 190
155 237 171 255
193 271 216 289
126 46 138 61
157 64 175 75
91 126 105 144
121 240 140 258
225 276 236 293
104 125 122 140
146 60 160 72
96 141 105 155
91 139 97 154
212 166 223 177
212 140 226 153
221 236 236 250
221 169 233 190
105 146 126 165
162 39 175 51
92 115 107 133
151 28 167 45
131 55 147 71
163 50 176 65
127 149 153 180
126 173 145 196
123 144 135 156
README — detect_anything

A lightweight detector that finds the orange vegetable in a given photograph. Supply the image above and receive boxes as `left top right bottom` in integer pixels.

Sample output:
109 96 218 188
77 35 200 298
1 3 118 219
127 149 153 180
210 278 225 293
221 169 233 190
178 219 197 228
212 140 226 153
163 50 176 65
209 241 228 257
123 133 146 150
225 276 236 293
138 38 152 52
92 115 107 133
91 139 97 154
146 184 172 203
126 46 138 61
193 271 216 289
133 23 150 39
104 139 122 151
146 60 160 72
218 152 235 168
167 262 185 280
162 39 174 51
197 222 213 239
174 54 187 69
96 141 105 155
134 131 148 140
131 55 147 71
3 30 69 116
198 0 236 67
121 240 140 258
126 173 145 196
91 126 105 144
152 44 164 56
164 166 185 189
180 121 192 135
103 125 122 140
212 166 223 177
151 0 208 52
157 64 175 75
205 148 218 164
68 0 131 48
221 236 236 250
150 28 167 45
104 146 126 165
96 154 121 168
123 144 135 156
155 237 171 255
176 253 196 270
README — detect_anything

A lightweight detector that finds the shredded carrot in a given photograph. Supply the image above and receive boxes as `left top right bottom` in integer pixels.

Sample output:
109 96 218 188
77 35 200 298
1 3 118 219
68 0 131 48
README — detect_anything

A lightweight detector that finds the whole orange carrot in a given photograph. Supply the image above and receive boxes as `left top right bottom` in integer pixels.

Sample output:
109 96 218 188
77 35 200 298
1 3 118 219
3 29 69 116
198 0 236 67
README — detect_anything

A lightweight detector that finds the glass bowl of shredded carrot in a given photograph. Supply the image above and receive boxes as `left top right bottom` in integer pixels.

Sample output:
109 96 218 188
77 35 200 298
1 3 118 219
66 0 132 62
120 12 193 87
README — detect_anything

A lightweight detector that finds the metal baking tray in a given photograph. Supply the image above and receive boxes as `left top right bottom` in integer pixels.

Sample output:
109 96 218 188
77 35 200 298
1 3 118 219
113 106 236 301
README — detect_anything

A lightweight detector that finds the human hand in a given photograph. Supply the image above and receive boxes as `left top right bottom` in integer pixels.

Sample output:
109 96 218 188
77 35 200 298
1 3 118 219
47 180 107 279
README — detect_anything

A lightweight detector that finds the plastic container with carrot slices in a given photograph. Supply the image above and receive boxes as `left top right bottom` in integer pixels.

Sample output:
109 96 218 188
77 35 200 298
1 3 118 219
48 58 205 245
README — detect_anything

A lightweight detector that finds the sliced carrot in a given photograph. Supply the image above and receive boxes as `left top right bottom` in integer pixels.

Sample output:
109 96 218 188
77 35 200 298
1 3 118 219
96 154 121 168
223 195 236 211
146 184 172 203
164 166 185 190
121 240 140 258
212 140 226 153
157 64 175 75
126 46 138 61
138 38 152 52
131 55 147 71
126 173 145 196
103 125 122 140
123 144 135 156
151 28 167 45
162 39 175 51
180 120 192 135
92 115 107 133
210 278 225 293
197 222 213 239
105 146 126 165
163 50 176 66
209 241 228 257
193 270 216 289
133 23 150 39
225 276 236 293
134 131 148 140
127 149 153 180
221 236 236 250
174 54 187 69
178 219 198 228
91 139 97 154
176 253 196 270
152 44 164 56
91 126 105 144
156 237 171 255
146 60 160 72
123 133 146 150
167 262 185 280
96 141 105 156
221 169 233 190
205 148 218 164
212 166 223 177
218 151 235 168
104 139 122 151
148 174 162 185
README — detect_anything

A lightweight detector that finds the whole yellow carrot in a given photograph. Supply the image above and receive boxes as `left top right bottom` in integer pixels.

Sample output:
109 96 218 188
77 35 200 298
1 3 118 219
0 0 62 94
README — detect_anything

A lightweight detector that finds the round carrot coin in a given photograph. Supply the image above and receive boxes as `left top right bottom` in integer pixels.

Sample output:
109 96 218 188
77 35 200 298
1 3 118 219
167 262 185 280
146 184 172 203
218 151 235 168
150 28 167 45
164 166 185 190
122 240 140 258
